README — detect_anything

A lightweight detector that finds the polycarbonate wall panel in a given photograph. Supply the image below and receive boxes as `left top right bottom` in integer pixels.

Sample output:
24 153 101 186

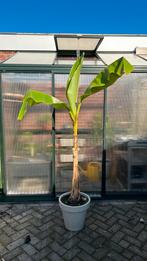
55 74 103 193
1 73 52 195
106 73 147 192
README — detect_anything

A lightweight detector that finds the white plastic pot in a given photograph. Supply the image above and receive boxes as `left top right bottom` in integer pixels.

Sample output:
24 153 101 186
59 192 91 231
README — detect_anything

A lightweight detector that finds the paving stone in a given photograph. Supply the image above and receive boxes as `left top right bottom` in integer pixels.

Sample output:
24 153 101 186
134 223 145 233
48 252 63 261
104 210 114 219
26 225 41 235
106 216 117 226
15 221 31 231
119 239 130 248
125 235 141 248
37 230 51 240
101 258 111 261
78 232 93 243
33 247 52 260
116 213 129 221
39 221 54 232
0 242 7 255
138 230 147 242
118 219 131 229
122 249 134 259
22 243 38 255
11 229 28 241
7 238 24 250
92 236 106 248
35 238 52 250
61 231 77 241
48 232 63 245
63 237 80 249
89 223 97 230
18 252 33 261
50 241 67 256
14 215 23 221
63 247 81 260
3 247 22 260
87 217 97 226
1 201 147 261
93 247 109 260
122 227 137 237
108 224 121 233
78 240 95 254
110 242 123 253
18 215 32 224
78 250 96 261
84 230 98 240
96 228 111 239
126 210 136 218
0 221 7 229
2 225 15 236
72 258 81 261
131 256 145 261
128 245 147 259
107 250 126 261
0 233 12 246
142 241 147 252
94 220 109 230
111 231 125 243
93 213 106 223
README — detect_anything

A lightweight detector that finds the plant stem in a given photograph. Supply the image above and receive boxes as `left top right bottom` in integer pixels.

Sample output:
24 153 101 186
70 119 80 201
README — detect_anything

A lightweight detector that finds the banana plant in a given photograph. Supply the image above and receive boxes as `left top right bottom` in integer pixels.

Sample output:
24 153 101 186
18 55 134 203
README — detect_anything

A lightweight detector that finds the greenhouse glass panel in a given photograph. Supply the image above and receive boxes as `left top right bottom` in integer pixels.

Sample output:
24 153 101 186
56 37 101 51
1 73 52 195
106 73 147 192
99 53 147 66
4 52 56 65
55 57 104 65
55 74 103 194
137 54 147 61
97 36 147 52
0 34 56 51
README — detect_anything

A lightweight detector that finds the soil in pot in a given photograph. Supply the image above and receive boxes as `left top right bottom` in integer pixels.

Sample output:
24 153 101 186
61 193 89 206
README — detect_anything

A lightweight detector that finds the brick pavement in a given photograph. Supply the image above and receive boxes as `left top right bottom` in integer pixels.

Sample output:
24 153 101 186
0 201 147 260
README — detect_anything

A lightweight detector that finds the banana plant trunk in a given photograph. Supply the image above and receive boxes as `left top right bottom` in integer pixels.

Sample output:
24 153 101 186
70 120 80 201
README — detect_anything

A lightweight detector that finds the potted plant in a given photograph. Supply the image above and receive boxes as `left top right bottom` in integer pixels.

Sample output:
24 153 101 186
18 55 133 231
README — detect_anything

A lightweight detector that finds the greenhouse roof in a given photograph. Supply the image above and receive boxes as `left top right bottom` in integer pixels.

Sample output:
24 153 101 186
0 33 147 66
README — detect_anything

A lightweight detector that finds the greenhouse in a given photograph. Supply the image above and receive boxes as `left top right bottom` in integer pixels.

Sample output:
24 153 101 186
0 33 147 201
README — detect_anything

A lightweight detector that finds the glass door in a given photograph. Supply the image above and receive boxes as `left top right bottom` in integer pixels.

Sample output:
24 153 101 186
1 73 53 195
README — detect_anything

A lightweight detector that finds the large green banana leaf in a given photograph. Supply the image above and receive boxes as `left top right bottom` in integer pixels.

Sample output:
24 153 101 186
17 89 69 120
66 55 83 119
80 57 134 102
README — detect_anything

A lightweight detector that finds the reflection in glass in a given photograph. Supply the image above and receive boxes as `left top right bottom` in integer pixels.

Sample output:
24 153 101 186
106 74 147 192
2 73 52 194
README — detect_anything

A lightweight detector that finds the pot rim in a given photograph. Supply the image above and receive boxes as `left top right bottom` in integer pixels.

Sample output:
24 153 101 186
59 191 91 209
